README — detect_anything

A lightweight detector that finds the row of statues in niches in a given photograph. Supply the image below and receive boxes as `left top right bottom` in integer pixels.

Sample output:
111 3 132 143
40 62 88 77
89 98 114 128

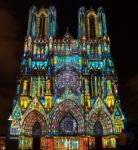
16 77 52 96
24 37 110 58
18 75 114 100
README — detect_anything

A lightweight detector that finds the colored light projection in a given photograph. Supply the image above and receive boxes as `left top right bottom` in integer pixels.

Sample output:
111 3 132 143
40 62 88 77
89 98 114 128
102 136 116 149
9 4 125 150
54 137 89 150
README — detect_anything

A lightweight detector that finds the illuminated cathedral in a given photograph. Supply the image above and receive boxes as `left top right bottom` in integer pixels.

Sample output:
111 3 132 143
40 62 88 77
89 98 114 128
9 5 125 150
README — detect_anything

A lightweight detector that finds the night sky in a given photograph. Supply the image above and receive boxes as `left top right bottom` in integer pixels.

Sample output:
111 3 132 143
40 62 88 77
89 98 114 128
0 0 138 135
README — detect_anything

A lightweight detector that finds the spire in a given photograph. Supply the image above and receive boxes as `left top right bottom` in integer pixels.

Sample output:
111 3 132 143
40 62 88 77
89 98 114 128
63 27 72 41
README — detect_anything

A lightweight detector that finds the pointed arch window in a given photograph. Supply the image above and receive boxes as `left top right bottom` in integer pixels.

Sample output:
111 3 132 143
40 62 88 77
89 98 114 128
37 11 48 39
107 79 112 95
40 15 45 37
87 12 98 39
89 15 96 38
59 113 77 135
78 7 86 38
48 7 56 37
31 14 37 38
80 14 85 36
97 7 107 37
94 121 103 136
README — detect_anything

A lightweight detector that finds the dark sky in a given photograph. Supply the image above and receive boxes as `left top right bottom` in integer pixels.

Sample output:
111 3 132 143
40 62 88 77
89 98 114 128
0 0 138 135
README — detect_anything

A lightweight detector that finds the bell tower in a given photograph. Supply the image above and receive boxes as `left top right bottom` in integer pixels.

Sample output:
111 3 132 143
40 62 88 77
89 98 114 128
27 5 56 39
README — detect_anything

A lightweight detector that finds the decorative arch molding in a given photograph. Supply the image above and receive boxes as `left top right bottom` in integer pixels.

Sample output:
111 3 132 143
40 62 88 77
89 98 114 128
87 110 113 136
86 11 98 38
38 8 48 17
91 96 113 118
37 9 48 38
21 97 48 136
22 110 46 136
50 100 85 135
21 96 47 124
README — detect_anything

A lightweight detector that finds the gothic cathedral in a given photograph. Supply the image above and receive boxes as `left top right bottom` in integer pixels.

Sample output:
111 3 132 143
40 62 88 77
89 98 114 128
9 5 124 150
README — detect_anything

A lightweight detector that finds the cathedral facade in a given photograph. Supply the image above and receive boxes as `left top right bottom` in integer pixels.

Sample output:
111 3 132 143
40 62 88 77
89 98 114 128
9 5 124 150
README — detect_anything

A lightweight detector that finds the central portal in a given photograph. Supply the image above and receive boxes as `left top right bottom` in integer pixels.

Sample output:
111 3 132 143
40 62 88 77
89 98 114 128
32 122 41 150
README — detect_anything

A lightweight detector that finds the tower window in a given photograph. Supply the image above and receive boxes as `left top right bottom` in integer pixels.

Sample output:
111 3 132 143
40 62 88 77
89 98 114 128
89 15 96 38
39 15 46 38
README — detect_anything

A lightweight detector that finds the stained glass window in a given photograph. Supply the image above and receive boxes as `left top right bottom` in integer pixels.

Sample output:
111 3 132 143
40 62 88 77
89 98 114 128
94 121 103 136
55 70 80 97
59 113 77 135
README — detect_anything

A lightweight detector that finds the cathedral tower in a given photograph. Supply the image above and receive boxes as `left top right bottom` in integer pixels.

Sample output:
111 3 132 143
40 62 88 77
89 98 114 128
9 5 124 150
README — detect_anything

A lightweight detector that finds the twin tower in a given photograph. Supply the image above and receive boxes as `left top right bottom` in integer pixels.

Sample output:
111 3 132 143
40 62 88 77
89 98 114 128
27 6 107 39
9 5 124 150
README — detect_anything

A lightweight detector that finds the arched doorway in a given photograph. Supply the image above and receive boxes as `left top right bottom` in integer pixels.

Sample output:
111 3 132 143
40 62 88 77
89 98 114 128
88 110 113 135
88 110 113 150
22 110 47 149
50 100 85 134
23 110 46 136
